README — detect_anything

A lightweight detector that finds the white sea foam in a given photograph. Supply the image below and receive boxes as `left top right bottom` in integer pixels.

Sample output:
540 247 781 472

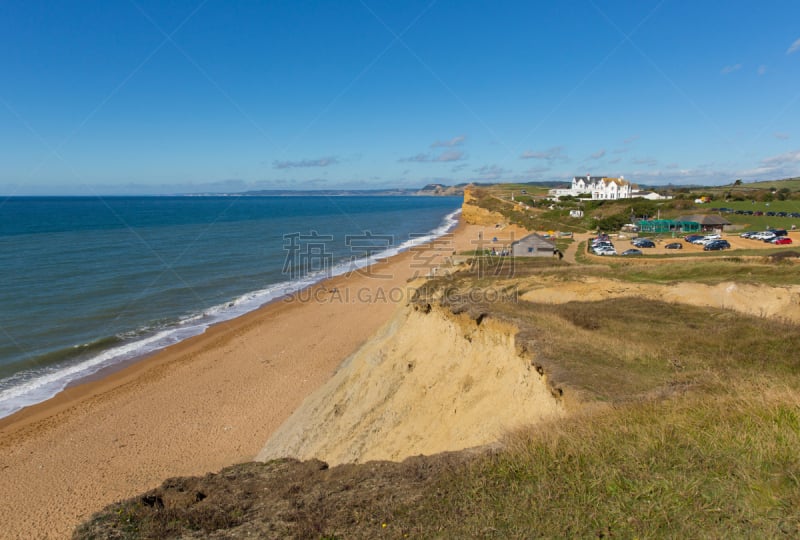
0 207 462 419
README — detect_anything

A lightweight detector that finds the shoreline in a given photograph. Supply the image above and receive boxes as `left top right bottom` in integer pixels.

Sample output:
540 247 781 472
0 218 520 539
0 206 461 421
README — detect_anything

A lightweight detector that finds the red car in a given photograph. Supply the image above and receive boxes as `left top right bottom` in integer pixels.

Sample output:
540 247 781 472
774 237 793 245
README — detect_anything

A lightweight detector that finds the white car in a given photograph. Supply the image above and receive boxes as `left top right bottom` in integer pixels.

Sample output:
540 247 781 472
594 246 617 256
693 235 721 245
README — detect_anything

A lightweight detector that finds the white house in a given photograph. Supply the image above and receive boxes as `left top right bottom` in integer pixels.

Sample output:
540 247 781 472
632 190 673 200
549 175 632 200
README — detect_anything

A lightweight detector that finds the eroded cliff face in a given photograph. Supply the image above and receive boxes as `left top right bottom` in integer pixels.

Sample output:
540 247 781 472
461 188 506 226
257 304 564 465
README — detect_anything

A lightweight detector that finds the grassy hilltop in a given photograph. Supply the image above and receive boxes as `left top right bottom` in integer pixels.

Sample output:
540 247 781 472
76 182 800 539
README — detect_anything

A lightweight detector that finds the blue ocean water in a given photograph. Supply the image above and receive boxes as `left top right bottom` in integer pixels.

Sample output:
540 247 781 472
0 195 461 418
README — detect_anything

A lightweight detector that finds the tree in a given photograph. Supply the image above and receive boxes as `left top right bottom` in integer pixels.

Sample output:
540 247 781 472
734 179 743 186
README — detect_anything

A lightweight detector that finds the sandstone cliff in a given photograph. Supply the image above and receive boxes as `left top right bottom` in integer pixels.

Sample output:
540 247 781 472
257 303 563 465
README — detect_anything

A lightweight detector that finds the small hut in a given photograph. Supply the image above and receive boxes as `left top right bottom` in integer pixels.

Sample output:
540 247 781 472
511 233 556 257
676 214 732 232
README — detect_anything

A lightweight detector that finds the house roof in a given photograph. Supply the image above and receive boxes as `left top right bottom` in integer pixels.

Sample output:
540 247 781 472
512 233 556 248
601 177 629 186
676 214 732 226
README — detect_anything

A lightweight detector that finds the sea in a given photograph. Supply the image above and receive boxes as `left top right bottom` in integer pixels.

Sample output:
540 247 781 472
0 195 462 419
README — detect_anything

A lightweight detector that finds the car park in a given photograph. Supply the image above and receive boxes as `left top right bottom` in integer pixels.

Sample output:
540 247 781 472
665 242 683 249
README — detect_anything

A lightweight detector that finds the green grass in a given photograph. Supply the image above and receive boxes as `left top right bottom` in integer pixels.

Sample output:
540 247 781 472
408 390 800 538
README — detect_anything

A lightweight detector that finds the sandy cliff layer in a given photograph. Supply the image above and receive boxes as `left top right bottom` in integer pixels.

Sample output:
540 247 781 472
461 188 507 226
258 303 564 465
520 277 800 323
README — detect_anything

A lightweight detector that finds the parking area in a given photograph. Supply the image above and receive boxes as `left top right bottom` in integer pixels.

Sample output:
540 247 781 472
589 230 799 258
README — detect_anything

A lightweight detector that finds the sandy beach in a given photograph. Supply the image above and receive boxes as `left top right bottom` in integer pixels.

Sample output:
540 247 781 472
0 218 525 539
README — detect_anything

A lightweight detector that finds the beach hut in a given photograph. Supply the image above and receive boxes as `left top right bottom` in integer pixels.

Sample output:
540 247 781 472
511 233 556 257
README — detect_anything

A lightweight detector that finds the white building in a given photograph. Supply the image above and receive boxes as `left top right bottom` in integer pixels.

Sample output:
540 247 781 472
549 174 632 200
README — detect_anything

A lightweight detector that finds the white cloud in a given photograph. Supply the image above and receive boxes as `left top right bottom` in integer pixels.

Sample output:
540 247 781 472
273 156 339 169
520 146 566 161
761 149 800 166
721 63 742 75
431 135 466 148
589 149 606 160
399 150 465 163
757 65 767 76
633 157 658 167
774 132 790 140
524 166 551 175
473 164 509 180
787 37 800 54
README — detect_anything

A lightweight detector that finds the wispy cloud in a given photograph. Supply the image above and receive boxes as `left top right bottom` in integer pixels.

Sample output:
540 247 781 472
473 164 509 180
787 37 800 54
623 135 640 145
520 146 566 161
431 135 466 148
721 63 742 75
589 149 606 160
273 156 339 169
523 165 551 175
633 157 658 167
774 132 790 140
399 150 465 163
757 65 767 76
762 149 800 166
608 157 621 164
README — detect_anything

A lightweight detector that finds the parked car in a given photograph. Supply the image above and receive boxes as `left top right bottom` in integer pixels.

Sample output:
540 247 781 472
621 249 643 256
693 237 713 245
665 242 683 249
768 229 788 237
773 237 793 245
684 234 704 243
594 247 617 256
632 239 656 248
704 240 731 251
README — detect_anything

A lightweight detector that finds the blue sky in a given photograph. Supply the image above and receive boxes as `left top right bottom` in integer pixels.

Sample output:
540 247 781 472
2 0 800 194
